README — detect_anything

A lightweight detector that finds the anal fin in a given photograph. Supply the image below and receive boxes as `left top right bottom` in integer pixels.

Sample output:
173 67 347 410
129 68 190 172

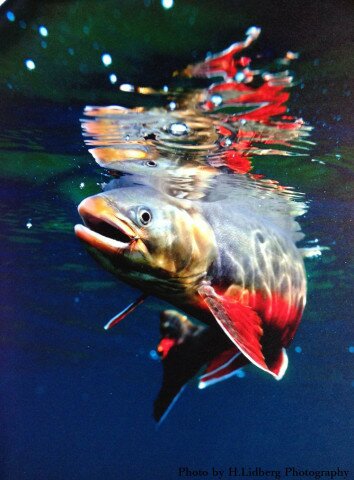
198 347 249 389
267 347 288 380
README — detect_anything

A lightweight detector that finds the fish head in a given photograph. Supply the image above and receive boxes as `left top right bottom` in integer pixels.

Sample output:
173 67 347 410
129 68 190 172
75 186 217 293
89 145 180 176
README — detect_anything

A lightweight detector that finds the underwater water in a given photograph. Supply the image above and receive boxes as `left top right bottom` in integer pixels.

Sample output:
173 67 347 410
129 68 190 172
0 1 353 479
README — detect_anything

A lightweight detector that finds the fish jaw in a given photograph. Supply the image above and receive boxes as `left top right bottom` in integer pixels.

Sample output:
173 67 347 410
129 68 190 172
74 196 141 256
74 223 132 256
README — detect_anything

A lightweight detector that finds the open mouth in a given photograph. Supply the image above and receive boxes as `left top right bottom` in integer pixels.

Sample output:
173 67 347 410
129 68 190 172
74 196 137 255
84 214 133 243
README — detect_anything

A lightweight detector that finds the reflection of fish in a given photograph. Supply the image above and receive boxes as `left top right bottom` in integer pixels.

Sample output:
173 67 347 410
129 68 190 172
81 79 309 179
89 144 219 181
75 179 306 384
154 309 248 422
182 26 261 80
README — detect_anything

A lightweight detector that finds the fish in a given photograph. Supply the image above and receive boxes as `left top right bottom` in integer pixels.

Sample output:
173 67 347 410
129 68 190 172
74 27 309 420
74 175 306 384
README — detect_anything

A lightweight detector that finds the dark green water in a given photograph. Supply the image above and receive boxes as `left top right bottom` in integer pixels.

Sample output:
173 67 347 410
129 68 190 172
0 1 353 479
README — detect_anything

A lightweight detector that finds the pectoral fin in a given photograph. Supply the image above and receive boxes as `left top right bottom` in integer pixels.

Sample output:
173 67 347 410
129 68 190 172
103 294 147 330
198 284 286 379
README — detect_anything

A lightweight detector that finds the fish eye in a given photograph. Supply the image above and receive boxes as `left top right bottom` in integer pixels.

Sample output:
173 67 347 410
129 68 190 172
145 160 157 167
138 208 152 225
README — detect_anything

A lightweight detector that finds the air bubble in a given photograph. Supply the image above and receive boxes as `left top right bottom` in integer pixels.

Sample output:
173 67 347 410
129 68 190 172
109 73 117 84
235 72 245 83
149 350 159 361
168 122 189 136
162 0 174 9
39 26 48 37
6 11 15 22
25 59 36 70
120 83 134 92
101 53 112 66
210 94 223 106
